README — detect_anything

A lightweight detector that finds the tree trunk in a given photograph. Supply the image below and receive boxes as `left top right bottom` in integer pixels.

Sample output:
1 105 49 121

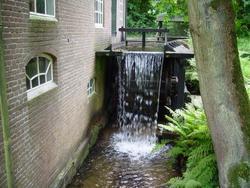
187 0 250 187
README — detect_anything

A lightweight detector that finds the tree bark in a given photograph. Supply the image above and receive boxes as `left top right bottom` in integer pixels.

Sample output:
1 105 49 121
187 0 250 187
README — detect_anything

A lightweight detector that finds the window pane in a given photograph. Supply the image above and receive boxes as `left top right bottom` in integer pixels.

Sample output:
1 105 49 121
39 57 49 73
40 75 46 84
29 0 35 12
95 13 98 23
46 0 54 15
26 78 31 90
47 66 52 81
112 0 117 35
32 77 39 88
26 58 38 78
37 0 45 14
95 0 98 11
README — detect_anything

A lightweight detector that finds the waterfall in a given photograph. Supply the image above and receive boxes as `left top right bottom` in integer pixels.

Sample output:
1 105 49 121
114 52 164 160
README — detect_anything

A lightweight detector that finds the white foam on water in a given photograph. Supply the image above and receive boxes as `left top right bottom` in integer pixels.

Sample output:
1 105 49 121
115 52 164 161
112 131 157 160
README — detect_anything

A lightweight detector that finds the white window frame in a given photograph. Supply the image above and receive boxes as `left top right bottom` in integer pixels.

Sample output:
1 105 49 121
87 78 96 97
26 54 57 101
95 0 104 28
30 0 56 17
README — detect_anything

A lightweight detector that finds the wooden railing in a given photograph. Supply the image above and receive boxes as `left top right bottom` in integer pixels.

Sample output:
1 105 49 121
118 27 169 48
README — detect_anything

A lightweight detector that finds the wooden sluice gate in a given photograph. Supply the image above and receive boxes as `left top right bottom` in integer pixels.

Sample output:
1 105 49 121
96 27 194 123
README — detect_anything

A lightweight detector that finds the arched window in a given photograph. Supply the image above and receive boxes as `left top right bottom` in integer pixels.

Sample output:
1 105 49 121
26 54 57 100
26 55 53 90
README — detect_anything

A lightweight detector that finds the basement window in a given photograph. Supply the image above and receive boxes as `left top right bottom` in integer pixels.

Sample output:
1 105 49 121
87 78 96 97
26 55 57 100
95 0 104 28
29 0 55 17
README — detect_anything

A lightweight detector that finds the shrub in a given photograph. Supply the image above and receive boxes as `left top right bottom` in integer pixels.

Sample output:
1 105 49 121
159 104 219 188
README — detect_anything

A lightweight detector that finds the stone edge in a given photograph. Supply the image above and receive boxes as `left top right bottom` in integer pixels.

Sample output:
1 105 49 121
49 115 107 188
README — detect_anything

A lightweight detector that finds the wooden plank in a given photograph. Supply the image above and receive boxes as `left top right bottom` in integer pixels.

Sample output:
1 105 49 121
119 27 168 33
95 50 122 57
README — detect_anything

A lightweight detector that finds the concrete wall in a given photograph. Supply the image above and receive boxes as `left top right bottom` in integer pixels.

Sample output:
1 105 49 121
0 0 125 187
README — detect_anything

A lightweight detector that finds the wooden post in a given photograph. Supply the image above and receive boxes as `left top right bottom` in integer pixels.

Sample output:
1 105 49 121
121 26 125 42
164 32 168 45
142 32 146 48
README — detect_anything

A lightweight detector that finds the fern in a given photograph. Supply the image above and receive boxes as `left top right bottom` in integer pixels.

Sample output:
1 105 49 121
161 103 219 188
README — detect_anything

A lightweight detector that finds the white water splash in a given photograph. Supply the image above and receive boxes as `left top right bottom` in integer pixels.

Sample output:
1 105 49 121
115 52 164 160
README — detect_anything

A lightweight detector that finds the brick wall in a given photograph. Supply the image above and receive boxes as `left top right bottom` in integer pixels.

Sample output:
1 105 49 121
0 0 122 187
94 0 112 50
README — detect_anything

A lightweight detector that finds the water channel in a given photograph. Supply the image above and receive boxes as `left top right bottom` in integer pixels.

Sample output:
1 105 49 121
68 52 179 187
67 126 179 188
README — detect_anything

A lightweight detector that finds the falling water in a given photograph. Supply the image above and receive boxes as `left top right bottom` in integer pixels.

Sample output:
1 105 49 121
68 52 179 188
114 52 164 160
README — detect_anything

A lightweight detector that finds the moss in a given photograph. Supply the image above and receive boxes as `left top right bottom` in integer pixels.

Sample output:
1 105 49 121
50 118 105 188
93 57 106 110
0 1 14 186
89 124 103 148
210 0 228 10
228 162 250 187
210 0 220 10
232 48 250 152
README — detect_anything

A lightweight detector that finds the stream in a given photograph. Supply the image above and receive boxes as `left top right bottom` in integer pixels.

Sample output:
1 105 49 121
67 126 178 188
68 52 179 187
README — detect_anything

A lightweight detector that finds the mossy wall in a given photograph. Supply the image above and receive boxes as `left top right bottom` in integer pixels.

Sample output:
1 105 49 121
87 57 107 115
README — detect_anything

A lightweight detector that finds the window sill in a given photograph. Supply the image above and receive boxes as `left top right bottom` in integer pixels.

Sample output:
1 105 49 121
27 82 58 101
29 13 58 22
95 24 104 29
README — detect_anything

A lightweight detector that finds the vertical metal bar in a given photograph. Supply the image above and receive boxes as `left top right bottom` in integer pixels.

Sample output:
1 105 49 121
0 1 14 187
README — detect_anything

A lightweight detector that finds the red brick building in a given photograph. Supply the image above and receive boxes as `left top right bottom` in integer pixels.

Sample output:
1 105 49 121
0 0 126 187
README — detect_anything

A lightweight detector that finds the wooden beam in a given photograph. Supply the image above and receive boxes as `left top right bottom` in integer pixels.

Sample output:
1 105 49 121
119 27 168 33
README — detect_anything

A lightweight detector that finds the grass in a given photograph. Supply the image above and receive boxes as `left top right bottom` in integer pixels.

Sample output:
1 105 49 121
238 36 250 97
185 35 250 97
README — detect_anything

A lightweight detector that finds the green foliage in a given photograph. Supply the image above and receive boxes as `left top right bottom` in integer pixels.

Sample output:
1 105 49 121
127 0 248 37
233 0 250 36
127 0 157 28
152 139 169 152
238 36 250 97
186 59 198 81
185 36 250 97
154 0 188 22
228 162 250 187
159 104 219 188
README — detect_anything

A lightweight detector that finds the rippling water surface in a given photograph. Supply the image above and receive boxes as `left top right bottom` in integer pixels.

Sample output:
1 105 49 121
67 126 178 188
68 52 178 188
